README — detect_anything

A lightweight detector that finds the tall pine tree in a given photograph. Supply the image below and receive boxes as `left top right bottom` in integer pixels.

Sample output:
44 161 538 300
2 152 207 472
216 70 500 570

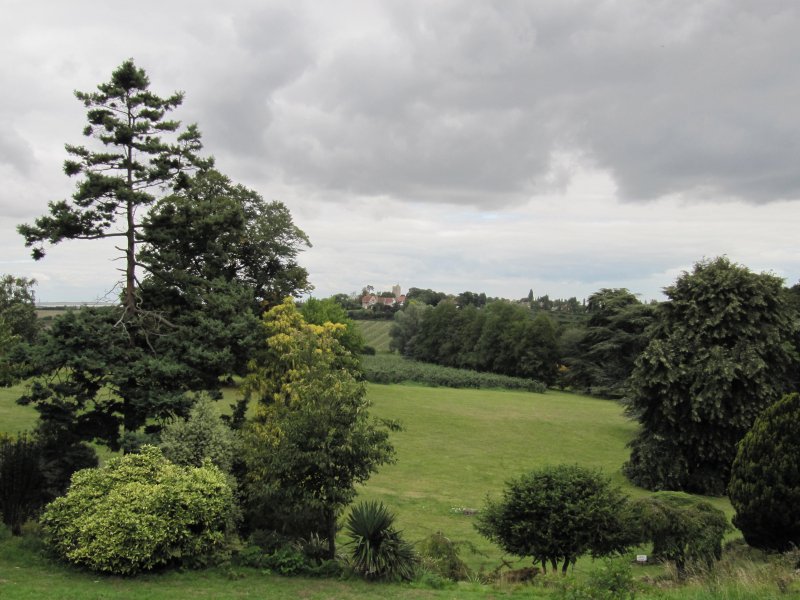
19 59 211 319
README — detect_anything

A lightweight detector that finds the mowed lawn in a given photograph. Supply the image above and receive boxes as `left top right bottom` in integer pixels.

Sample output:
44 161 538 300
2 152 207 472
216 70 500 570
358 384 640 571
1 378 733 574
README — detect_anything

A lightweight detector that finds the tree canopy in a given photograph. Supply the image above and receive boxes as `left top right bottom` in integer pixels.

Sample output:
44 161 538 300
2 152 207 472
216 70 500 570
0 275 39 386
16 63 312 455
624 257 799 494
561 288 655 398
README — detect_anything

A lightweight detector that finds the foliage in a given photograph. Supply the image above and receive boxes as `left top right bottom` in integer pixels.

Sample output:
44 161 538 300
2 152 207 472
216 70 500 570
561 288 655 399
729 392 800 551
17 70 311 453
19 59 211 317
19 307 197 451
391 299 559 384
362 353 546 392
141 168 311 314
389 300 430 355
475 464 635 574
631 492 729 574
0 433 46 535
301 297 364 354
0 275 38 386
160 395 237 472
0 275 38 344
624 257 799 495
405 287 449 306
345 500 416 581
555 556 637 600
34 419 98 500
241 299 395 557
416 531 472 581
41 445 235 575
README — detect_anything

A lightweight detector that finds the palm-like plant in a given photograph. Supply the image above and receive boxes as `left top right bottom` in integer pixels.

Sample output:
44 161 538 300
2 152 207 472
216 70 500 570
344 500 416 581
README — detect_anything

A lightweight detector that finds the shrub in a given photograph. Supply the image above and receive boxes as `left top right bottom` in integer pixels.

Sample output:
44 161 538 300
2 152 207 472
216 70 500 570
631 492 729 574
41 446 236 575
159 394 236 472
416 531 471 581
475 464 636 574
344 500 416 581
729 392 800 552
0 433 46 535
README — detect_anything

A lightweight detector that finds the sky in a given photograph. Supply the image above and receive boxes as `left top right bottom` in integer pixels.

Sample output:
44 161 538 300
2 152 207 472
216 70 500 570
1 1 798 303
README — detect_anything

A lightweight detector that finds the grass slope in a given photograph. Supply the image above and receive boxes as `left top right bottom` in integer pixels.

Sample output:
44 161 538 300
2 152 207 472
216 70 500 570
359 384 640 571
356 320 392 352
2 380 748 597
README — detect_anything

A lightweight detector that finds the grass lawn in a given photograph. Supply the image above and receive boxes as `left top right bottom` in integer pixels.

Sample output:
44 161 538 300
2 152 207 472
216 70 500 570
360 384 644 572
0 533 544 600
2 379 754 598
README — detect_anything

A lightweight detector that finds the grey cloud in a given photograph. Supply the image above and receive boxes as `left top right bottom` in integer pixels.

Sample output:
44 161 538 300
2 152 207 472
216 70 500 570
235 0 800 206
0 126 35 175
193 4 317 160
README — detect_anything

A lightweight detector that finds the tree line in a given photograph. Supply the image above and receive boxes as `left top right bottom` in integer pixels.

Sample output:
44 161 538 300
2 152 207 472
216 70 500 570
389 258 800 499
387 286 656 394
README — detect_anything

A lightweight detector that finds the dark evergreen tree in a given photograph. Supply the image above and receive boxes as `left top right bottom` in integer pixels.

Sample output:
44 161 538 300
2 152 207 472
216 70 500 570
0 433 46 535
624 258 798 494
729 393 800 551
562 288 655 398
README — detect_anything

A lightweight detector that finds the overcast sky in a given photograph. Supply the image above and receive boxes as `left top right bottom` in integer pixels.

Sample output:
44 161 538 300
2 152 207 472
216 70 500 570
1 1 798 303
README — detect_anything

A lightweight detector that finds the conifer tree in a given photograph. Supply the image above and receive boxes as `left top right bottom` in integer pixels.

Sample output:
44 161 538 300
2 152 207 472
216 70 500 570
18 59 212 318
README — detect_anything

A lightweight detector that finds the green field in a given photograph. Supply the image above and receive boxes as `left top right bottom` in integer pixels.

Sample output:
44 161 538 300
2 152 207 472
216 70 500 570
356 320 392 352
360 385 639 567
4 380 788 599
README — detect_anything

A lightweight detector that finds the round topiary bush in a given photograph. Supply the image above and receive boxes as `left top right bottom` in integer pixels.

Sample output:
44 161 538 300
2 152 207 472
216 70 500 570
41 445 236 574
729 393 800 552
475 464 635 574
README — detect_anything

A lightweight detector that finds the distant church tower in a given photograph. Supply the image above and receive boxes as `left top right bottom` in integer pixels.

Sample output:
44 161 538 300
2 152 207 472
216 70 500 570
392 284 402 299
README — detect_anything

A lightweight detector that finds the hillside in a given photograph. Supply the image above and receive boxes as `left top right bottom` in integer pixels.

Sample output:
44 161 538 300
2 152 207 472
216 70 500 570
356 320 392 352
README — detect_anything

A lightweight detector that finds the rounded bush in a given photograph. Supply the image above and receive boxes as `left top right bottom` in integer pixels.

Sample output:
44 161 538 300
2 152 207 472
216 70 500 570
41 445 235 574
476 464 635 574
729 393 800 551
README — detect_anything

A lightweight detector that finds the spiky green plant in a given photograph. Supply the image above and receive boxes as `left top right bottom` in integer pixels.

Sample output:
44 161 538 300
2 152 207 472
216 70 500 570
344 500 416 581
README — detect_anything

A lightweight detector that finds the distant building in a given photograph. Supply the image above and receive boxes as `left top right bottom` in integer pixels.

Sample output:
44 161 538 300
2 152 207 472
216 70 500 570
361 284 405 309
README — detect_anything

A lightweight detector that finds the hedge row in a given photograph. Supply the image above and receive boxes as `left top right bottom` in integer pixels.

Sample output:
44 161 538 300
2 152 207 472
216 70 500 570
361 354 546 393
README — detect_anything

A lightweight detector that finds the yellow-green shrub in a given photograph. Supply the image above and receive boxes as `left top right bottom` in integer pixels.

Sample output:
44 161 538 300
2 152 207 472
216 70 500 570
41 445 235 574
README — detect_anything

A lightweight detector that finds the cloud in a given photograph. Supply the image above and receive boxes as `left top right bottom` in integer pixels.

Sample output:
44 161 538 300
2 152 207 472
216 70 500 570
0 125 35 175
